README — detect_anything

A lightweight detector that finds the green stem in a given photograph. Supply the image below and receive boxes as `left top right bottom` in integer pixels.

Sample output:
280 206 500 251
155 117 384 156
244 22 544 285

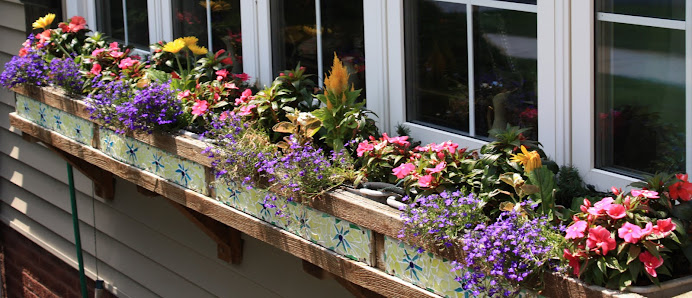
175 55 184 80
67 164 88 298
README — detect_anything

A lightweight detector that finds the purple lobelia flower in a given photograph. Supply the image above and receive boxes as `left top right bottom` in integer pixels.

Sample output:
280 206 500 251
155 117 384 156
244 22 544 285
48 56 83 94
0 48 48 88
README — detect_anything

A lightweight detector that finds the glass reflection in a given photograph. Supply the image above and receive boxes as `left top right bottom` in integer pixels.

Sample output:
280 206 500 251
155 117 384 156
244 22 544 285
597 0 685 20
405 1 469 133
270 0 365 89
473 7 537 140
172 0 243 72
596 21 685 175
97 0 150 48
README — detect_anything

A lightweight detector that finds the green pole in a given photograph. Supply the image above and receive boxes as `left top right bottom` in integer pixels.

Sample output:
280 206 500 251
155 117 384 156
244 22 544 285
67 163 88 298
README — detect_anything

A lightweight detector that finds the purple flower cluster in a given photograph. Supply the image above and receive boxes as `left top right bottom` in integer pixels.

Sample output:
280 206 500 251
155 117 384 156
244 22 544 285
86 79 182 133
0 47 48 88
453 209 555 297
48 57 83 94
399 190 487 247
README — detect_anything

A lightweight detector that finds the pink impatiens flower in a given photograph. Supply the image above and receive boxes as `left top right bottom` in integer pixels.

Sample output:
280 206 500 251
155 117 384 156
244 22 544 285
392 163 416 179
605 204 626 219
630 189 659 199
587 197 614 216
219 111 229 121
639 251 664 277
382 133 410 147
118 57 138 69
425 161 446 174
238 104 256 116
356 141 374 157
618 222 645 243
235 89 253 105
418 175 434 188
586 226 616 255
215 69 229 81
90 63 102 75
191 100 209 116
233 73 250 81
565 220 587 239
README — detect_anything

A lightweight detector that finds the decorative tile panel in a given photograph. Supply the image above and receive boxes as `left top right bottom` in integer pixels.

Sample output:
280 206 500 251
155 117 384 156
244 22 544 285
384 236 468 298
215 180 373 265
99 128 207 195
15 94 93 145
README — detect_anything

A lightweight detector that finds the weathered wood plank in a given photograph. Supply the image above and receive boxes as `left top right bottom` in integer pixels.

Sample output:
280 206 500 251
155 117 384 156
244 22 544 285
9 112 438 298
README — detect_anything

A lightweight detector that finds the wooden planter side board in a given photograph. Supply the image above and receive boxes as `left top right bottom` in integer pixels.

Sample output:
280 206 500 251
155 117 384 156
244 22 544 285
8 85 640 298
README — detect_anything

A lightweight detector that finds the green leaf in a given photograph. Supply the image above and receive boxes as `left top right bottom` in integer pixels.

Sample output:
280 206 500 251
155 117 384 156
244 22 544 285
605 256 625 273
629 260 642 281
627 245 640 264
597 257 608 275
642 241 661 259
618 273 633 290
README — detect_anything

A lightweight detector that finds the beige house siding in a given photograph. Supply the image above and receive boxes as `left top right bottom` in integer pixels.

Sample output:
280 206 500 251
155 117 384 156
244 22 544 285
0 1 352 296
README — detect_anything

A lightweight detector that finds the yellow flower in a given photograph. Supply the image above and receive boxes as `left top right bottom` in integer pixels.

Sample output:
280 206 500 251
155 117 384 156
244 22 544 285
188 44 208 55
510 145 542 173
33 13 55 30
163 39 186 53
323 53 349 96
181 36 199 47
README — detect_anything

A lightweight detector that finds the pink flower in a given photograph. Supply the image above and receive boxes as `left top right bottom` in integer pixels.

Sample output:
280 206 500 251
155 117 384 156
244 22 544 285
382 133 410 147
611 187 621 196
565 220 587 239
118 57 138 69
605 204 626 219
392 163 416 179
639 251 664 277
631 189 659 199
177 90 191 100
224 82 239 90
587 197 614 216
235 89 253 105
586 226 616 255
233 73 250 81
65 16 87 32
90 63 102 75
215 69 229 81
652 218 676 237
191 100 209 116
425 162 446 174
618 222 644 243
563 249 582 276
110 51 125 58
219 111 229 121
91 48 106 57
356 141 374 157
238 104 256 116
109 41 119 50
418 175 434 188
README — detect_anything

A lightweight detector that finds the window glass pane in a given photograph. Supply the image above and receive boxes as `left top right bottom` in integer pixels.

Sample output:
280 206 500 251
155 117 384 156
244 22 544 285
500 0 537 4
172 0 243 72
22 0 64 35
320 1 366 90
96 0 149 48
405 1 470 133
597 0 685 21
271 0 364 89
473 7 538 140
595 22 685 175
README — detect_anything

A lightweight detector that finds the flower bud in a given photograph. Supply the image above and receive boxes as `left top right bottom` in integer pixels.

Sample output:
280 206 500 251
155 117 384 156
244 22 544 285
583 199 591 207
611 186 621 196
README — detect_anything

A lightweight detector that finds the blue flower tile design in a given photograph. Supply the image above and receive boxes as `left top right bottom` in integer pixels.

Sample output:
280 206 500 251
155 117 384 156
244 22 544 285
124 141 139 164
175 163 192 187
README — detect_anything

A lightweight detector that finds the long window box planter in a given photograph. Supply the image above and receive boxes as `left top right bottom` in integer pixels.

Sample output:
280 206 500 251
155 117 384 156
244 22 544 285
9 84 688 297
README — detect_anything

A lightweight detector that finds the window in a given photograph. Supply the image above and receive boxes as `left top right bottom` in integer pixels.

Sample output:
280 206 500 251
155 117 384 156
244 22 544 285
172 0 243 72
595 0 686 177
404 0 538 141
96 0 150 48
270 0 365 89
572 0 691 189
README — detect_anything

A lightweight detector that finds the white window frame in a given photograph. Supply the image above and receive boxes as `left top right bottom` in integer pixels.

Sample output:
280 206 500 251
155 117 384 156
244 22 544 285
571 0 692 191
365 0 563 165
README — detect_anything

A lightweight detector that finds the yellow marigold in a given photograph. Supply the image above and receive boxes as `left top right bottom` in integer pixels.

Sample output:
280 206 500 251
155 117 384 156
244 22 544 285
163 38 186 53
510 145 542 173
323 53 349 96
188 44 208 55
33 13 55 30
181 36 199 47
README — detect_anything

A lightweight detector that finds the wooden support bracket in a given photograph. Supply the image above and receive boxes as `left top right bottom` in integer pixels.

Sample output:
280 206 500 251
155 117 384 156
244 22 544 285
302 260 385 298
169 201 244 264
22 133 115 200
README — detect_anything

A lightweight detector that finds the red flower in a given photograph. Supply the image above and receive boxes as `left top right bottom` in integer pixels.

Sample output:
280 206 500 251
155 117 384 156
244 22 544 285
563 249 582 275
90 63 102 75
638 251 664 277
18 47 28 57
669 175 692 201
586 226 616 255
61 16 87 33
215 69 229 81
233 73 250 82
221 57 233 65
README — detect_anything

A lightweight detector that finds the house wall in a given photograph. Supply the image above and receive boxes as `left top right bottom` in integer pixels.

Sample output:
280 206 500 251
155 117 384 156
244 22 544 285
0 1 352 297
